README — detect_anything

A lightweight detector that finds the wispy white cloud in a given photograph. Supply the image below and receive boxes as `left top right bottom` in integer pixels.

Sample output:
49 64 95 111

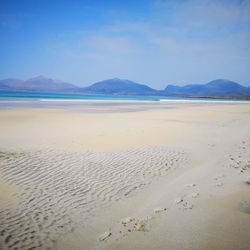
43 0 250 86
153 0 250 31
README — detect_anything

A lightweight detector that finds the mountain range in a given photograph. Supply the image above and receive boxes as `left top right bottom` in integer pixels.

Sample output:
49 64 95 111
0 76 77 92
0 76 250 98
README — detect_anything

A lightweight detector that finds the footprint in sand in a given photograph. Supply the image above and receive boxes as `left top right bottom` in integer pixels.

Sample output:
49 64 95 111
214 174 225 180
182 202 194 210
245 177 250 185
98 231 112 241
120 217 134 225
175 197 184 204
213 174 225 187
215 182 223 187
185 183 196 188
153 207 167 214
133 219 149 232
191 192 199 198
238 201 250 214
175 197 194 210
117 216 152 236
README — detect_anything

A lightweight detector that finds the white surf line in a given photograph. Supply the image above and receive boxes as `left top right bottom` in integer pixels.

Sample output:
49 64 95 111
38 98 160 103
0 99 159 103
159 99 250 104
0 98 249 104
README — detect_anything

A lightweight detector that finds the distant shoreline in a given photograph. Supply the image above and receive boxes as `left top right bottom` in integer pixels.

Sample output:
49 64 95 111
1 91 250 103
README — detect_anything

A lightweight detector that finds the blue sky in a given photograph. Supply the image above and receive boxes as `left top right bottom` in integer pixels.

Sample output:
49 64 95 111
0 0 250 88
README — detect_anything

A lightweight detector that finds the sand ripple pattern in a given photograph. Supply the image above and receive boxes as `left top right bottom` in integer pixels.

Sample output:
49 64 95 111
0 147 188 250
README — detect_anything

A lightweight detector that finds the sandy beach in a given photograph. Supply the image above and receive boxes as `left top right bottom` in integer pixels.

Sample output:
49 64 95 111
0 102 250 250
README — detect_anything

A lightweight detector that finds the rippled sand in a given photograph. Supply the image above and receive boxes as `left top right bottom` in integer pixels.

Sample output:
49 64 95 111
0 147 188 249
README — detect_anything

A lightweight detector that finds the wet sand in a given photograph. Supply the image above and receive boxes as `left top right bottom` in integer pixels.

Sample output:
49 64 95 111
0 102 249 249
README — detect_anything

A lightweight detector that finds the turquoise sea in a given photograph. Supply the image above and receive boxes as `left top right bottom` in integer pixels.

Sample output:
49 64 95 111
0 91 160 102
0 91 249 105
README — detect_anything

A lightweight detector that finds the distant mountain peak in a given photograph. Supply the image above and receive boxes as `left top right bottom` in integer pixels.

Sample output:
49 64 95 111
25 75 73 85
101 78 121 82
105 78 131 83
0 76 79 92
207 79 237 84
210 78 229 82
83 78 157 95
165 79 249 97
206 79 241 88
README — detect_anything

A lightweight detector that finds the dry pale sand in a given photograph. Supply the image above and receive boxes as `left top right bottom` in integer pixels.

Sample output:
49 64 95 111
0 102 250 250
